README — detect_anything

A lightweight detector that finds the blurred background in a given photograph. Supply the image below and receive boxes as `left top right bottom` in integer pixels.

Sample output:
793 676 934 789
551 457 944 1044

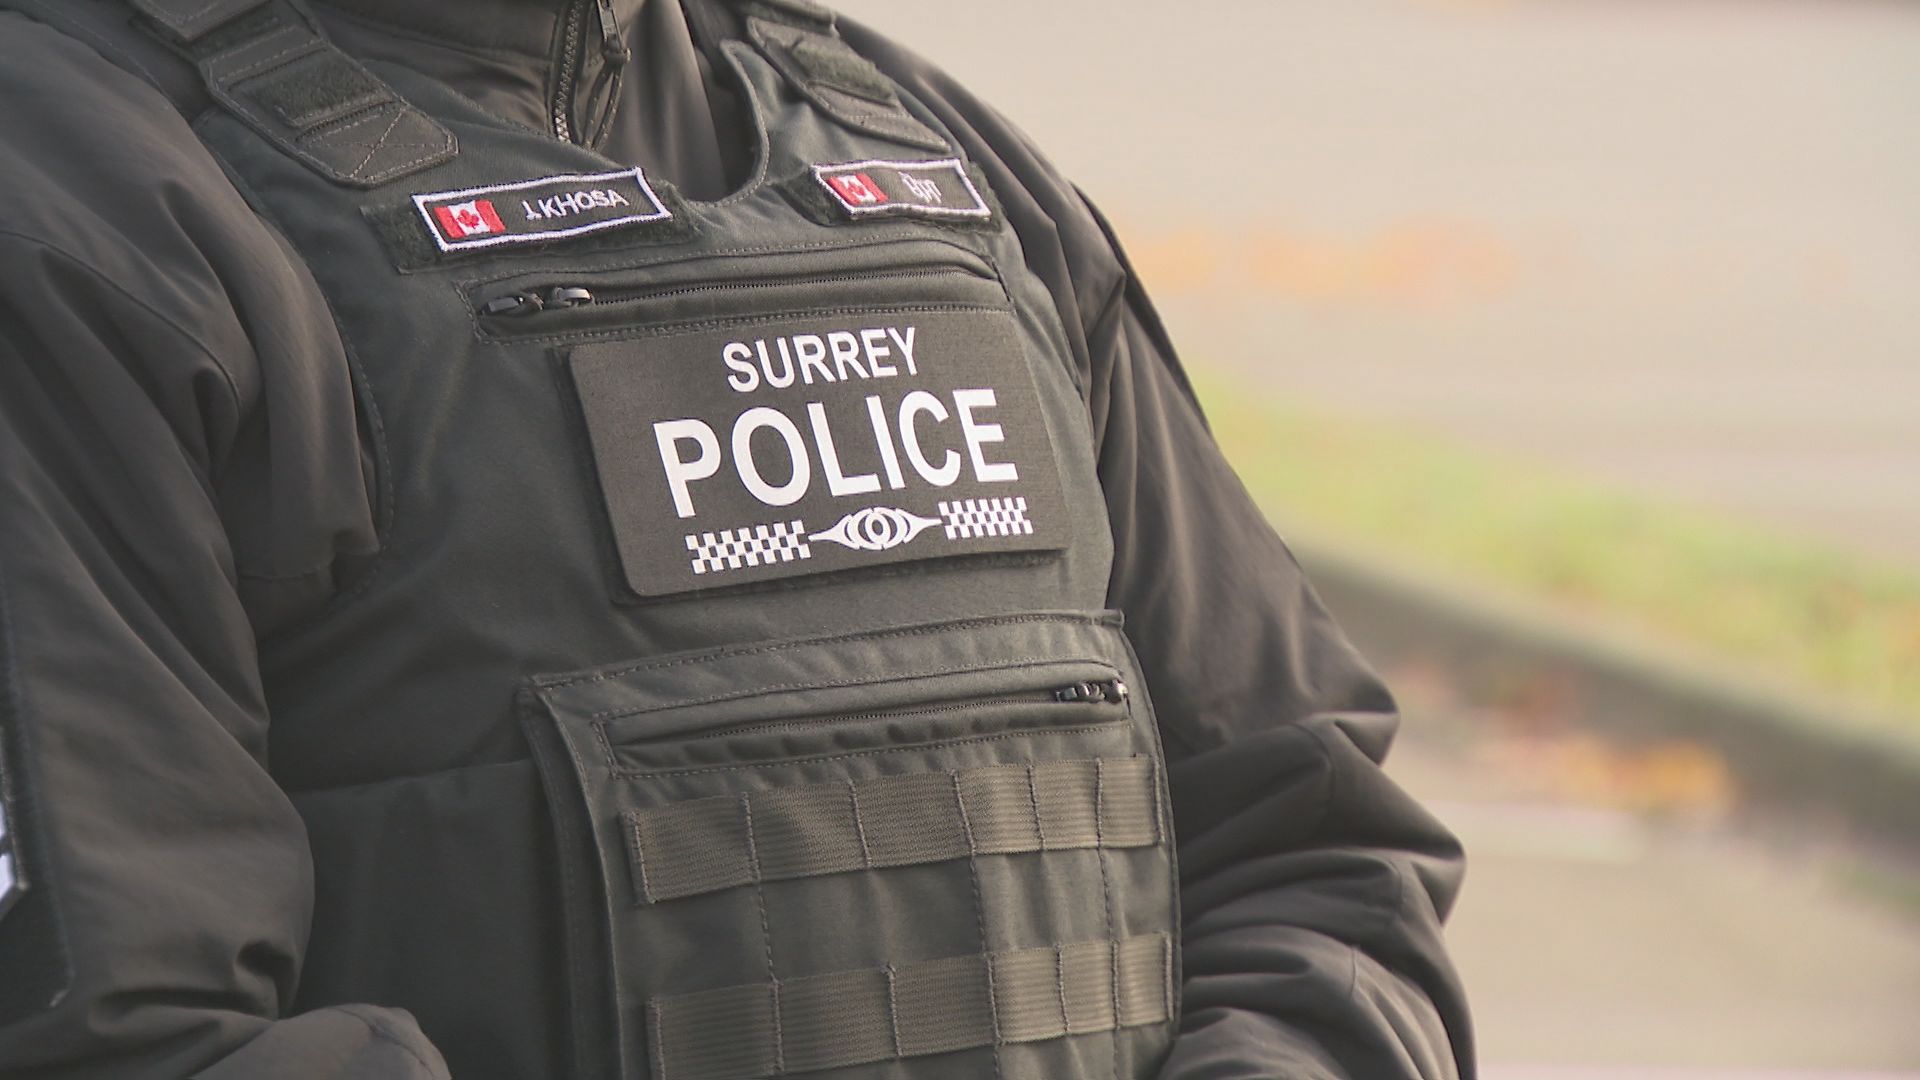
832 1 1920 1076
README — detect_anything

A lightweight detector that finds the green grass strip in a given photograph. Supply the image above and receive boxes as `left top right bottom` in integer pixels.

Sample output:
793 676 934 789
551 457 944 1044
1196 381 1920 729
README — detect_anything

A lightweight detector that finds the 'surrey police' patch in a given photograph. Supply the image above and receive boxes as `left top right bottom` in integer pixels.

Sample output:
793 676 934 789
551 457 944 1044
413 168 672 252
570 309 1068 596
814 159 992 222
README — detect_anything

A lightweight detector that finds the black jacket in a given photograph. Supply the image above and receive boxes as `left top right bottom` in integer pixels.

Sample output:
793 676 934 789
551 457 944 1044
0 1 1472 1076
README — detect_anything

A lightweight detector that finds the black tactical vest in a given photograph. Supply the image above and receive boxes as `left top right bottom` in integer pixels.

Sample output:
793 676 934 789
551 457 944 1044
41 2 1180 1076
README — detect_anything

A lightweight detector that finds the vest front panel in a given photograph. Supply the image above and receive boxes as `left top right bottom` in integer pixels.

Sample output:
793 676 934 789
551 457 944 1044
195 38 1175 1080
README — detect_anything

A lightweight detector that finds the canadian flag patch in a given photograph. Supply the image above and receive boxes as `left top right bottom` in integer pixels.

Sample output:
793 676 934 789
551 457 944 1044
825 173 889 207
432 199 505 240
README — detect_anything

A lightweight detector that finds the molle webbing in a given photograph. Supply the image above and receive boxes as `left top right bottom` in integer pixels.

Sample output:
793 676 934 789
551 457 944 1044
133 0 453 186
624 757 1160 903
650 933 1173 1080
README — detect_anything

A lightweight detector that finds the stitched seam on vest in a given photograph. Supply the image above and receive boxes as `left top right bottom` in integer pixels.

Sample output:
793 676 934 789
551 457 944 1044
1095 758 1123 1075
740 794 786 1075
297 103 453 183
953 768 1007 1079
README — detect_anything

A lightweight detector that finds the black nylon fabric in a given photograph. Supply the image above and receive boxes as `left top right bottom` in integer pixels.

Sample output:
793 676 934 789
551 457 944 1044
203 24 1157 1077
0 1 1473 1078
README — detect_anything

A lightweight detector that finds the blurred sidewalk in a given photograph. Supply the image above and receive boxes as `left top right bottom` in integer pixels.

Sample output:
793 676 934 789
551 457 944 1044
1388 677 1920 1074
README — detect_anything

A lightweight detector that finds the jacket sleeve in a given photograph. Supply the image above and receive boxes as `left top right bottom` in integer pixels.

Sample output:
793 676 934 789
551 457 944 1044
1084 212 1473 1078
844 21 1475 1078
0 16 446 1079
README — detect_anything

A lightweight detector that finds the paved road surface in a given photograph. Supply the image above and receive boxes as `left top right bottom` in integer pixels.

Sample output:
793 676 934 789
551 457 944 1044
1386 678 1920 1075
832 0 1920 569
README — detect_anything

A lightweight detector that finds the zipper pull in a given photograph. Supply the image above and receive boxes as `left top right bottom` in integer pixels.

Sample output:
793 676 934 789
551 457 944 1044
1054 679 1128 704
482 292 545 317
596 0 629 67
480 286 594 318
544 286 595 309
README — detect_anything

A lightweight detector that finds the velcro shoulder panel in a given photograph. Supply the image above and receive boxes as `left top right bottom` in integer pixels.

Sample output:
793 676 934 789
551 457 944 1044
721 0 950 153
183 0 456 188
1 0 454 189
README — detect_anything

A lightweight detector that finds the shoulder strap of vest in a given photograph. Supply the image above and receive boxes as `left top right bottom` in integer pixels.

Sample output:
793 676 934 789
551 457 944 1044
124 0 262 40
714 0 951 153
1 0 453 189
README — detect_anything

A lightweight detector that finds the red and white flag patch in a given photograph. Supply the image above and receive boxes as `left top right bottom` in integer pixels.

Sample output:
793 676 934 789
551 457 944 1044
825 172 889 207
433 199 506 240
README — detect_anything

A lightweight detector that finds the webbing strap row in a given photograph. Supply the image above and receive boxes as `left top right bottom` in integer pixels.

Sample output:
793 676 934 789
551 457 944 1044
624 757 1160 903
650 933 1173 1080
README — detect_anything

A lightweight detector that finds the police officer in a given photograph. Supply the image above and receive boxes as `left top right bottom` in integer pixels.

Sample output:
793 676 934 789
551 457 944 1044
0 1 1471 1077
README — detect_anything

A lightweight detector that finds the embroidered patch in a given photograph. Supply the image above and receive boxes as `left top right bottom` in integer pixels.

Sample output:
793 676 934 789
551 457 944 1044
570 308 1069 597
814 159 991 222
412 168 672 252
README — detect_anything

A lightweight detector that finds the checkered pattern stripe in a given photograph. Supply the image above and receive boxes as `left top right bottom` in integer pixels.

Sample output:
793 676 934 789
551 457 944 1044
938 497 1035 540
686 520 812 575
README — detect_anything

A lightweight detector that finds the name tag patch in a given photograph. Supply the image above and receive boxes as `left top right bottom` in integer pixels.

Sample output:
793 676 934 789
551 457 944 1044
570 309 1068 597
413 168 672 252
814 158 992 222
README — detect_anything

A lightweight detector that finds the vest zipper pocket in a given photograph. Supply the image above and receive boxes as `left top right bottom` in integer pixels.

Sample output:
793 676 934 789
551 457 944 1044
671 677 1127 741
469 240 1007 341
481 267 986 319
605 672 1130 773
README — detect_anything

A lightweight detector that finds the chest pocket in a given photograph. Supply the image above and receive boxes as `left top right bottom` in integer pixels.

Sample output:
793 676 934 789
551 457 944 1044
470 238 1075 602
523 611 1178 1080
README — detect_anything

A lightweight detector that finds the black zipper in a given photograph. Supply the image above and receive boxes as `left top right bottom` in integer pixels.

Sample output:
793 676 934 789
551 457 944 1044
666 679 1130 745
479 266 990 320
1049 678 1130 704
551 1 585 143
551 0 628 146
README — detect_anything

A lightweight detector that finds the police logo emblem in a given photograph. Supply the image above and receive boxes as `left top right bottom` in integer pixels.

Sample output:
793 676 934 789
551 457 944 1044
570 307 1068 597
811 507 943 552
